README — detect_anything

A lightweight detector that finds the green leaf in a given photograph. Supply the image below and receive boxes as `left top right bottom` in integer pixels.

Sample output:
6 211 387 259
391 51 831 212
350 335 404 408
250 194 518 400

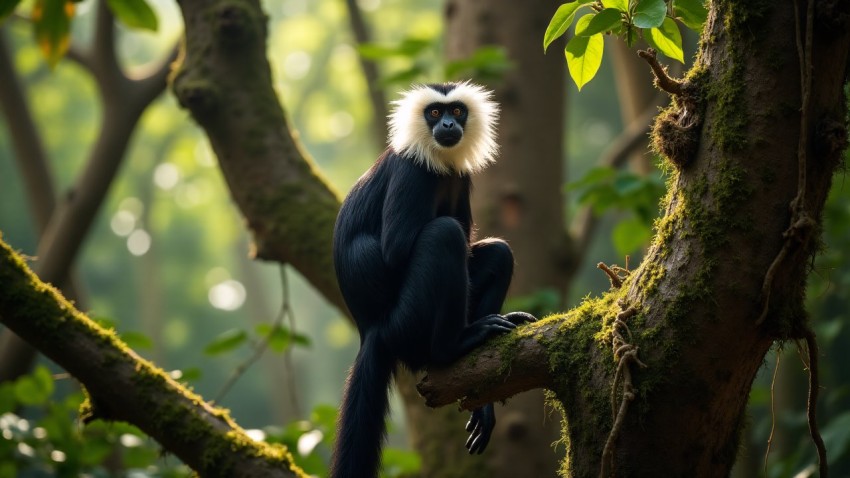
565 19 604 91
646 17 684 63
204 329 247 356
602 0 629 13
673 0 708 31
633 0 666 28
576 8 623 37
14 366 54 405
105 0 157 31
543 1 593 52
612 217 652 255
0 0 23 20
565 166 616 191
32 0 74 68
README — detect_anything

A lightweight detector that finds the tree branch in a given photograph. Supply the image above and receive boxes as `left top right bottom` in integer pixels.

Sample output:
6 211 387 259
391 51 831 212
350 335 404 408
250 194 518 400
172 0 347 313
0 236 306 477
344 0 388 146
417 322 559 411
0 11 174 380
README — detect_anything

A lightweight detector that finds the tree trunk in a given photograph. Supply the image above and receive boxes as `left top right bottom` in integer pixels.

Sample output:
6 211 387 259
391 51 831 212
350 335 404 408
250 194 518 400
442 1 568 476
422 0 849 476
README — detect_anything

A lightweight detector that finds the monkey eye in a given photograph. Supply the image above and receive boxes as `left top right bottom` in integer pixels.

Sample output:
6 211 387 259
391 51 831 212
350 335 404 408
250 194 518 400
430 109 440 118
452 107 462 116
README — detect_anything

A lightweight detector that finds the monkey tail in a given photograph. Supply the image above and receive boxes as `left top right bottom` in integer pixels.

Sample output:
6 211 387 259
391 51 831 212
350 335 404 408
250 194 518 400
330 332 394 478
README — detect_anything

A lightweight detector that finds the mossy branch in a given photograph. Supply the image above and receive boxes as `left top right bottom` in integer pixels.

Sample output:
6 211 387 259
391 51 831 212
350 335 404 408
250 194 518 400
417 324 555 410
171 0 347 315
0 236 306 478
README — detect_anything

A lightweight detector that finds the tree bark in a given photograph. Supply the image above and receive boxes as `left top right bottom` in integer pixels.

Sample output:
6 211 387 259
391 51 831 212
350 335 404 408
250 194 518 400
423 0 850 475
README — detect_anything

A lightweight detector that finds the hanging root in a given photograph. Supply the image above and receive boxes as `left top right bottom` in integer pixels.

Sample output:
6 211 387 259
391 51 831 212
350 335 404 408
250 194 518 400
600 304 646 478
801 329 829 478
763 346 782 474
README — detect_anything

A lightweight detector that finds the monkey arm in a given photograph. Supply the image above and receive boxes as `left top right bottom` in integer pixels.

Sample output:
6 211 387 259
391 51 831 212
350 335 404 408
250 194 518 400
380 159 436 271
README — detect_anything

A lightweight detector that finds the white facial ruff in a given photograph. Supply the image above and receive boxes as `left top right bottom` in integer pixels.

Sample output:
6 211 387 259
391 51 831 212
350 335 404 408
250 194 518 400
387 81 499 176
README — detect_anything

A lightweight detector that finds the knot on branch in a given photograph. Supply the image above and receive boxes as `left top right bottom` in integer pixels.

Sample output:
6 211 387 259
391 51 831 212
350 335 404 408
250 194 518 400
216 3 261 47
173 77 220 117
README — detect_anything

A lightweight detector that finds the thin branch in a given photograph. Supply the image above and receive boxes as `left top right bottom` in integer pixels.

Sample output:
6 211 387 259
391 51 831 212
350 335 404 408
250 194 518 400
213 267 297 407
637 49 684 96
344 0 389 146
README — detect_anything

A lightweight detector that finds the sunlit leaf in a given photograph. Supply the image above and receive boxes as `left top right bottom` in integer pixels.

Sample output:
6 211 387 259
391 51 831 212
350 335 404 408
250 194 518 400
646 18 684 63
543 0 593 52
602 0 628 13
0 0 23 20
565 17 604 90
613 217 652 255
633 0 666 28
204 329 247 355
32 0 74 68
673 0 708 32
357 38 431 59
105 0 157 31
576 8 622 37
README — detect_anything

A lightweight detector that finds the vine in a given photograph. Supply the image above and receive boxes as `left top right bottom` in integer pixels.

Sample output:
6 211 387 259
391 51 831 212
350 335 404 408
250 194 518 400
596 261 647 477
754 0 828 475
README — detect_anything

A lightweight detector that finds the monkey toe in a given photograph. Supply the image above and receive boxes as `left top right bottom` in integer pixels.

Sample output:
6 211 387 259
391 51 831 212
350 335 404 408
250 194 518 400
504 311 537 325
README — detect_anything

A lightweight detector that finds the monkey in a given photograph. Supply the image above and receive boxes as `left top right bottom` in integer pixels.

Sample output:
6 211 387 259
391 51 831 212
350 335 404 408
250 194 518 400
330 81 536 478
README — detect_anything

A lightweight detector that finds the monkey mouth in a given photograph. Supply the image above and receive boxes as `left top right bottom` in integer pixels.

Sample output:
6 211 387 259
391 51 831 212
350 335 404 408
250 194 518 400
434 131 462 147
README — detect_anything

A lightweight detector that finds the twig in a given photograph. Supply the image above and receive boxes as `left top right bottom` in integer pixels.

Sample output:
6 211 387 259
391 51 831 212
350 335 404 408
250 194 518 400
637 49 684 96
213 267 298 405
597 262 627 289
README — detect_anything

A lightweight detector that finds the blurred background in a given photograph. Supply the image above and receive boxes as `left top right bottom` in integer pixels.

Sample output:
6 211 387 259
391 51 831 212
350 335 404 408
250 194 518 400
0 0 848 476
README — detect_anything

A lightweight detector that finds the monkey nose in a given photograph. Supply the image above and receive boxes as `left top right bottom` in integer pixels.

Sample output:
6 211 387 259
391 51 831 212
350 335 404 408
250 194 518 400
442 121 454 129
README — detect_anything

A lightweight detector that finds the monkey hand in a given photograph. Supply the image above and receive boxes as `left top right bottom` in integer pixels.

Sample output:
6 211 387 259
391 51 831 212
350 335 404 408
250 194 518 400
465 404 496 455
503 311 537 325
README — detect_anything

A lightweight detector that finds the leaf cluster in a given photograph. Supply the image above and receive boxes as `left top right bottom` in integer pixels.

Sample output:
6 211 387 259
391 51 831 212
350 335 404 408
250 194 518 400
543 0 707 89
1 0 158 67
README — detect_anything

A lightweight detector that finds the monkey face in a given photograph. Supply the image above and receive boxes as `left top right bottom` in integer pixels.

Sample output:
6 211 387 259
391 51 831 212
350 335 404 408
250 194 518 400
424 102 468 147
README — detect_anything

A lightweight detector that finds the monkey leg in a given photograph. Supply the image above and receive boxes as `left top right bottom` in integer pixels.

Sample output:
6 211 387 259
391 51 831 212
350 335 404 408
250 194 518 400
385 217 516 370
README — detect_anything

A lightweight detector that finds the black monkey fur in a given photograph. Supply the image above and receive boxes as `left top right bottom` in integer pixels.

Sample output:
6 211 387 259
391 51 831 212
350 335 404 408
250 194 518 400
330 82 535 478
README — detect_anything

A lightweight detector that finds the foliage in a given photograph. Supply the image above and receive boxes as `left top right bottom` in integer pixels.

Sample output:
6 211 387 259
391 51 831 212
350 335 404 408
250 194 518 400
543 0 707 89
0 367 190 477
1 0 158 68
567 166 665 255
357 36 513 85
